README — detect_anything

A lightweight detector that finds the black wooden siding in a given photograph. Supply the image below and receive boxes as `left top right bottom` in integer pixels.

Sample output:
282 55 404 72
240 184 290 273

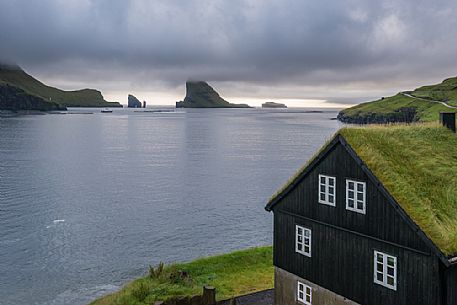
271 141 452 305
446 265 457 305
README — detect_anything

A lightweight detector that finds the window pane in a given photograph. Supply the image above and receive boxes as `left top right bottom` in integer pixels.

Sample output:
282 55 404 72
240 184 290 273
320 185 325 192
357 202 364 210
377 254 383 262
329 178 334 186
357 193 364 201
320 194 325 201
348 190 354 199
298 236 303 242
297 244 303 251
298 227 303 234
387 276 394 286
377 272 383 281
348 181 354 189
357 183 364 192
377 263 383 272
299 292 303 299
387 257 395 266
387 266 394 276
306 295 310 302
320 177 325 183
305 246 310 253
304 230 310 237
328 186 334 194
329 195 334 203
348 199 354 208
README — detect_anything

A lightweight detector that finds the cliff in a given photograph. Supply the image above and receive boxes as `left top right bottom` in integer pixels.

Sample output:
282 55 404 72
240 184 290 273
128 94 142 108
262 102 287 108
0 63 122 110
176 81 250 108
338 76 457 123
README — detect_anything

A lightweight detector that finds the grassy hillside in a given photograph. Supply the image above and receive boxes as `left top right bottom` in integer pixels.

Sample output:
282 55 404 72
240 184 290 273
90 246 273 305
0 64 121 108
338 77 457 123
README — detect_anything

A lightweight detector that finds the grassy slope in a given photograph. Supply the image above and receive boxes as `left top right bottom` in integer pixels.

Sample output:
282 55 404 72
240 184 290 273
340 77 457 122
90 246 273 305
340 124 457 255
0 67 121 108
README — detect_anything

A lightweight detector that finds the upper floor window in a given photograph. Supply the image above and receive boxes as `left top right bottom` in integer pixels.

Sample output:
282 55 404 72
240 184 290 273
318 174 336 206
374 251 397 290
346 179 366 214
297 281 312 305
296 225 311 257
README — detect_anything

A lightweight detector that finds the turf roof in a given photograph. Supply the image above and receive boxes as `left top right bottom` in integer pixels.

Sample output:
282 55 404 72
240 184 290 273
268 123 457 256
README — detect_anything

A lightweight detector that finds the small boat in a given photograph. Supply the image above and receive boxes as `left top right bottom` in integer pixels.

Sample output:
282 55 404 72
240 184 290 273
101 108 112 113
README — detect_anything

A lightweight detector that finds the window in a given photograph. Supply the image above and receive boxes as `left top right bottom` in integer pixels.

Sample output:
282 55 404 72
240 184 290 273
346 179 366 214
297 281 312 305
374 251 397 290
318 174 336 206
296 225 311 257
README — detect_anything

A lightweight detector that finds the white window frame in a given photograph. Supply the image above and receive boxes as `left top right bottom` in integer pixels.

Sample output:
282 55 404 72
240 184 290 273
346 179 366 214
374 251 397 290
318 174 336 206
297 281 312 305
295 225 311 257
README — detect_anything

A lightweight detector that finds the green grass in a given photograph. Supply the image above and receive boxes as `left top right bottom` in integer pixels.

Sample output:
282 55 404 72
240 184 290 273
339 76 457 122
0 66 121 108
90 246 273 305
340 124 457 256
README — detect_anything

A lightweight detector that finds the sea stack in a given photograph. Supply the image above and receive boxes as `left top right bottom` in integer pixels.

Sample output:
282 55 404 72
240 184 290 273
128 94 142 108
176 81 251 108
262 102 287 108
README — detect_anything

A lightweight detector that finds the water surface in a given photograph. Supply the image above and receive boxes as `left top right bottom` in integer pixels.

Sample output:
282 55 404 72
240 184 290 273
0 108 340 305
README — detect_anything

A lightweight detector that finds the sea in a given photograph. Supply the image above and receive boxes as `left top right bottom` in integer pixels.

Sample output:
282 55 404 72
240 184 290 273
0 107 341 305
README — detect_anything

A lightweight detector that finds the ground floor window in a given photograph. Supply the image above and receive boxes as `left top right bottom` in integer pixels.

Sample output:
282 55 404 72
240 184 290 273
297 281 312 305
374 250 397 290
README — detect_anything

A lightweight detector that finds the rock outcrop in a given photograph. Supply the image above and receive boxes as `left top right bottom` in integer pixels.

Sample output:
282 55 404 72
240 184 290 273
337 107 418 124
128 94 142 108
262 102 287 108
176 81 250 108
0 84 66 111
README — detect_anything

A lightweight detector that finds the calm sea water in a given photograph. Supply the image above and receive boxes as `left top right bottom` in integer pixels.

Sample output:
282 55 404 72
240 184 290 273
0 108 340 305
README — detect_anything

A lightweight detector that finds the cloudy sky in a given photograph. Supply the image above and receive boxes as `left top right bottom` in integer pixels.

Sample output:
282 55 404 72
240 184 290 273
1 0 457 107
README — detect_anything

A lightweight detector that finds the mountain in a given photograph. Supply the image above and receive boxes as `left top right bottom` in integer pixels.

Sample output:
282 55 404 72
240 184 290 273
0 63 122 110
176 81 251 108
338 77 457 124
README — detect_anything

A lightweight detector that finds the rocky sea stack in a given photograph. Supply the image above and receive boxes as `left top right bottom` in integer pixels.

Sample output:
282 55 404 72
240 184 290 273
128 94 142 108
176 81 250 108
262 102 287 108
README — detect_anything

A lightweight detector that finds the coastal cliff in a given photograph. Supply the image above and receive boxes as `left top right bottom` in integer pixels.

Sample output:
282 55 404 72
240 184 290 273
338 76 457 123
0 63 122 110
176 81 250 108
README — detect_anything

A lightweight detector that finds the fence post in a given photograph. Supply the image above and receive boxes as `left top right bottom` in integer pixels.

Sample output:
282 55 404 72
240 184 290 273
202 286 216 305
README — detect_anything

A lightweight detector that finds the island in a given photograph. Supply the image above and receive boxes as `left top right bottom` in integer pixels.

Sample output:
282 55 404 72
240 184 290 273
0 63 122 111
176 81 251 108
338 76 457 124
262 102 287 108
128 94 142 108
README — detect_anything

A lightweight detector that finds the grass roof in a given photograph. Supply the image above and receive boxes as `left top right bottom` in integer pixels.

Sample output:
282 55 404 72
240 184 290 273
340 124 457 256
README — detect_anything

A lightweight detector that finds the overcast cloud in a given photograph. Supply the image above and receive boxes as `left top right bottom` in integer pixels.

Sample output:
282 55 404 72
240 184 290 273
1 0 457 106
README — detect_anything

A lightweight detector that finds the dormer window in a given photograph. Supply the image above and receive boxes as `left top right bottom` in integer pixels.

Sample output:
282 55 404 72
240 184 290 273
346 179 366 214
318 174 336 206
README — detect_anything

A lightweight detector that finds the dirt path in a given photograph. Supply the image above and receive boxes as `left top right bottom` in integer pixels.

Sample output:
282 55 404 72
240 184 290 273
401 92 457 109
218 289 274 305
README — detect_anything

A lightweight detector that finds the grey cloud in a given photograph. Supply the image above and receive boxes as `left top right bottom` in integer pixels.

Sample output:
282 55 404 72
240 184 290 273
1 0 457 104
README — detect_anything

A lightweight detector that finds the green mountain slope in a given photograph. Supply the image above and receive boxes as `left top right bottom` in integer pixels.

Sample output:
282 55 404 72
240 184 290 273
338 77 457 123
0 64 121 109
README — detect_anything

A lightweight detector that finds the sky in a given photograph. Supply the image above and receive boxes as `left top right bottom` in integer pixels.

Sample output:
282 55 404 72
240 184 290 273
1 0 457 107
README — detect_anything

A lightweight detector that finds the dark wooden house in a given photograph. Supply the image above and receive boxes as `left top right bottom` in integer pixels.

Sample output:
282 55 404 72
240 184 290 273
265 122 457 305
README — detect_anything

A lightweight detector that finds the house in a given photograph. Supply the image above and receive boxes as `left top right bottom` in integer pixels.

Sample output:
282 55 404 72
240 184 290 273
265 118 457 305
